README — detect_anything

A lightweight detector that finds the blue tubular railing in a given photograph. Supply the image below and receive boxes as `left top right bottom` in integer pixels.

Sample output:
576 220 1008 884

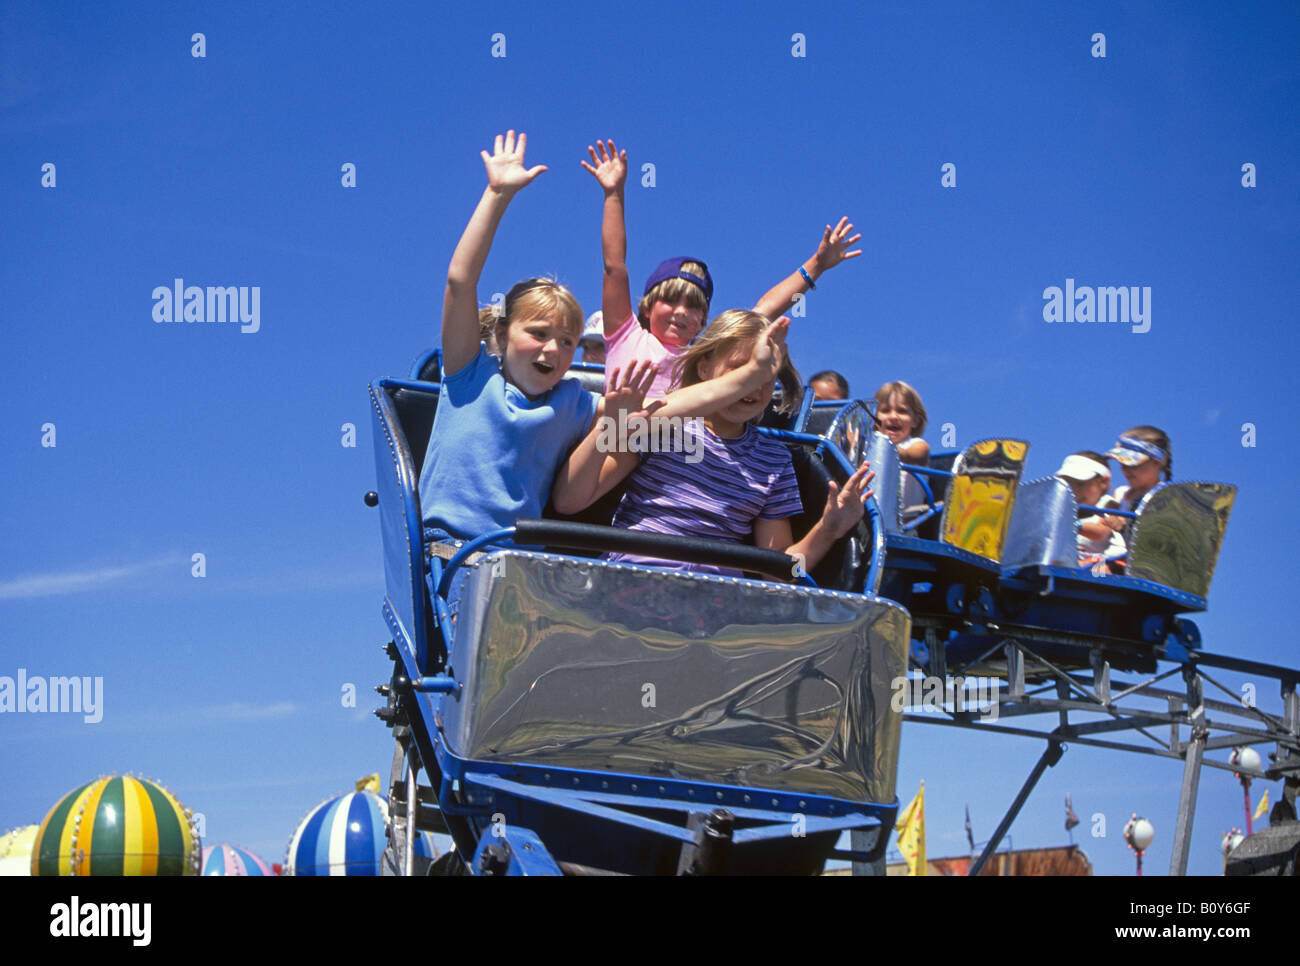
791 386 817 431
758 427 855 476
434 527 516 599
1079 503 1138 519
862 497 886 593
901 503 944 533
899 463 957 529
756 427 886 595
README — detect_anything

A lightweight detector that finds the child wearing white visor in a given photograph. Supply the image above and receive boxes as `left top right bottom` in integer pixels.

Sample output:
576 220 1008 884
1056 450 1126 573
1106 425 1172 514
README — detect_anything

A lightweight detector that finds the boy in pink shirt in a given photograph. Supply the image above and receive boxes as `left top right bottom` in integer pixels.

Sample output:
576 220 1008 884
581 138 863 400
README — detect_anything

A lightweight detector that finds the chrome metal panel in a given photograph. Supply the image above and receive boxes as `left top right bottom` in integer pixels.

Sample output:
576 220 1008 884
442 551 910 804
939 438 1029 562
863 432 903 534
1128 482 1236 599
1003 477 1079 569
826 401 873 465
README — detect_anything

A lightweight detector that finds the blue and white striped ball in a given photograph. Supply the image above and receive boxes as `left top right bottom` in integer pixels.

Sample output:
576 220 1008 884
286 791 388 876
202 842 273 876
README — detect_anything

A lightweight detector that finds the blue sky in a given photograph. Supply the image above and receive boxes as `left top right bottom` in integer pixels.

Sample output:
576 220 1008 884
2 1 1297 877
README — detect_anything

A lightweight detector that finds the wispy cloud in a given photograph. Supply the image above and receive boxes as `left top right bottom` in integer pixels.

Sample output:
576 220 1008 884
0 700 303 744
0 555 375 602
0 555 183 601
201 701 299 723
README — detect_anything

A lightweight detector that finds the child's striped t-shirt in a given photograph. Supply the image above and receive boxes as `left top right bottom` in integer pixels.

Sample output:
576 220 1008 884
606 420 802 574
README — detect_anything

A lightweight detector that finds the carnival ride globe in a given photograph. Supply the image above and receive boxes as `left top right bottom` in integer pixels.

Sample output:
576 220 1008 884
286 790 389 876
31 774 200 876
202 842 275 876
0 824 39 876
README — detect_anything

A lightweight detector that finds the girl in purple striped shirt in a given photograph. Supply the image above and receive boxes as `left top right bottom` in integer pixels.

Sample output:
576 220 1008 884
556 310 873 576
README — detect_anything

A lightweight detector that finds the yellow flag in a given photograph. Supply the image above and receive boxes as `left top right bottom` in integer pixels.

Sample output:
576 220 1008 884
1253 789 1269 821
356 773 382 794
895 781 926 876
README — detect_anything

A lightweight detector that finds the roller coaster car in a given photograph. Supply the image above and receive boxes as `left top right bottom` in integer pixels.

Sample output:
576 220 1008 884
978 475 1236 673
368 368 910 875
799 402 1236 678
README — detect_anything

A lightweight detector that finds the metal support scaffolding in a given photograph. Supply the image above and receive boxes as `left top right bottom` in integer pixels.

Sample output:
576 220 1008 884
968 739 1065 876
901 637 1300 875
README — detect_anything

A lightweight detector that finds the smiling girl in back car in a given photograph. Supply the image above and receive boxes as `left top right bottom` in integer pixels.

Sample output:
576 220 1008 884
874 381 930 465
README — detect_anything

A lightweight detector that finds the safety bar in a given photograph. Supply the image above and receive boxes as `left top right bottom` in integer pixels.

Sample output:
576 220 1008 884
1079 503 1138 519
435 520 816 599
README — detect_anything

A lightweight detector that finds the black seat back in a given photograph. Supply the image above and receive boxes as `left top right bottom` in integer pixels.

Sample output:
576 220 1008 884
784 444 871 593
390 383 440 473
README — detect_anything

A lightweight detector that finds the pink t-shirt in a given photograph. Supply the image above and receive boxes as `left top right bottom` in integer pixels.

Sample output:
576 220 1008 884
604 312 688 402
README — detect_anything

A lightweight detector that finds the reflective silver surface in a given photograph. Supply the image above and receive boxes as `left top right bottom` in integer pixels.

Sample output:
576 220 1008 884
443 551 910 804
826 401 873 466
939 438 1029 561
863 432 903 533
1003 477 1080 569
1129 482 1236 598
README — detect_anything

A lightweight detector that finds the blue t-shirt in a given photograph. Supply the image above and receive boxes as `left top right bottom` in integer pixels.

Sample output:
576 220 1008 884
419 346 599 539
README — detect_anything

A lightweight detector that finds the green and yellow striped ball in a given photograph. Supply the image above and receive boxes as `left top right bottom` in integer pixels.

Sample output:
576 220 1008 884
33 775 200 876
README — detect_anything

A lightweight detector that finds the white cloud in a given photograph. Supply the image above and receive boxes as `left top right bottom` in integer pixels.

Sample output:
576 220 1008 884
0 555 181 601
203 701 299 723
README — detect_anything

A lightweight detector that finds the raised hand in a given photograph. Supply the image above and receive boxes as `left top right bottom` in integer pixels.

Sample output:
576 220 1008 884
481 130 548 195
580 139 628 193
820 461 876 539
603 359 657 422
752 316 791 379
811 217 863 274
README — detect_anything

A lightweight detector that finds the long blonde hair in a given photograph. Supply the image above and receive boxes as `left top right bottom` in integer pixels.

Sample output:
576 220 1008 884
671 309 803 416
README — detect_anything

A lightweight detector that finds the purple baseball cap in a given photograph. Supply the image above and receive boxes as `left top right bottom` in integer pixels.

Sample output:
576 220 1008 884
643 257 713 304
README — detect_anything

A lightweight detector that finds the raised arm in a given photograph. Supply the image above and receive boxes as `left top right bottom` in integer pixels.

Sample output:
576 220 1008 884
755 460 875 576
649 317 790 422
752 217 862 321
580 139 633 335
442 131 548 376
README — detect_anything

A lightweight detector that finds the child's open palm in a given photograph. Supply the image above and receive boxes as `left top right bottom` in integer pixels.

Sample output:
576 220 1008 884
752 316 791 380
580 139 628 193
482 130 548 194
821 461 875 539
603 359 657 421
813 217 863 273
